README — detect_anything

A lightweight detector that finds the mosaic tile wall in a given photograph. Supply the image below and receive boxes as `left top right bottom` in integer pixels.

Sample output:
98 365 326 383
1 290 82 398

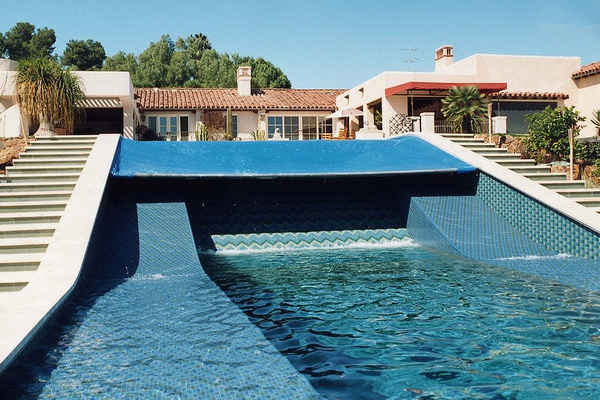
477 173 600 260
210 228 410 252
406 181 600 291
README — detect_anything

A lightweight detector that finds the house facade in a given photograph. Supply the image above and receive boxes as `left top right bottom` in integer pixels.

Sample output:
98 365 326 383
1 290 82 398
136 67 345 141
0 59 140 139
340 46 599 138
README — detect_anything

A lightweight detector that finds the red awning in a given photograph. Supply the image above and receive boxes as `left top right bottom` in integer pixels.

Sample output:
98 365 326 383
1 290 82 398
385 81 508 97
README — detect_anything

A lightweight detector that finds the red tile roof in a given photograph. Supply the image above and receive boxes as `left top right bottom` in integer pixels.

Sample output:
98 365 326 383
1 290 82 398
135 87 345 111
489 91 569 100
572 61 600 79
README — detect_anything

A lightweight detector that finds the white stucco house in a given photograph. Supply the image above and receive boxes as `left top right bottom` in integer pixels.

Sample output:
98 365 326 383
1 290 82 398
339 46 599 138
0 58 140 139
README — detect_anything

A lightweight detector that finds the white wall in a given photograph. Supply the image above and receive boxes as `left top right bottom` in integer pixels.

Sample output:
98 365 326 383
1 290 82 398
339 52 585 137
0 68 138 137
575 74 600 138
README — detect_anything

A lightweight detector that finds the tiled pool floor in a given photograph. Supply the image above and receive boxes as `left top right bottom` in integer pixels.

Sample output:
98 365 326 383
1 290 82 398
1 203 320 399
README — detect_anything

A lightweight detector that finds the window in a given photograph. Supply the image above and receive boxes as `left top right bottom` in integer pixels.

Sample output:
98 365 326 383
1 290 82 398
284 117 299 140
232 115 238 137
302 116 318 140
318 117 333 137
148 116 157 132
268 116 283 138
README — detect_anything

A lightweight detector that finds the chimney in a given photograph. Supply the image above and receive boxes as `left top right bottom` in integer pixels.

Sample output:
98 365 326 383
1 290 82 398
237 66 252 96
435 45 454 71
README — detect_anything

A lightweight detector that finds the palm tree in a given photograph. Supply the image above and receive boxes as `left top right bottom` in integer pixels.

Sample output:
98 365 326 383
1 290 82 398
441 86 489 133
591 109 600 135
15 56 84 136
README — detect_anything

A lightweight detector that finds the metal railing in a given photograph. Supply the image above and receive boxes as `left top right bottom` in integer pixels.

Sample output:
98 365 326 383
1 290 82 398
434 120 454 133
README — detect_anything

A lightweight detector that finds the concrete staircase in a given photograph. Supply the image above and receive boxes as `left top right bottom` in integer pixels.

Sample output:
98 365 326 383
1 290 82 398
0 135 96 293
440 133 600 215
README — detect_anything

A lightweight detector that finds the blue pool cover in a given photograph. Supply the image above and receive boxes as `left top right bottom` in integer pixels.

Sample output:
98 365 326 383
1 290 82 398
111 136 475 177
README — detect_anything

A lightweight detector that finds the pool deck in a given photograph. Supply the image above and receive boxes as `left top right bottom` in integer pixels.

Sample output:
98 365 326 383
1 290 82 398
0 134 120 375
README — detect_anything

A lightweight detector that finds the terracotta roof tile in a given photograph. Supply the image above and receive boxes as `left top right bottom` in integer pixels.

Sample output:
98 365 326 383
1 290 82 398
572 61 600 79
490 91 569 100
135 87 346 111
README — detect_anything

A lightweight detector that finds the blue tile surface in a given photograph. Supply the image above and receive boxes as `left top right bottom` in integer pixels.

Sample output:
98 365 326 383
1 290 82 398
407 177 600 291
20 202 321 399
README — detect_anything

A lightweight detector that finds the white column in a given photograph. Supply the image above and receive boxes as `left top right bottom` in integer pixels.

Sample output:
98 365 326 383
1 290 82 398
492 116 507 134
363 104 374 126
122 106 134 139
410 116 421 132
420 112 435 133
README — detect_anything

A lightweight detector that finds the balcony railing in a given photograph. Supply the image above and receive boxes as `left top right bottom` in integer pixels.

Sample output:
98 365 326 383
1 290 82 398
434 120 454 133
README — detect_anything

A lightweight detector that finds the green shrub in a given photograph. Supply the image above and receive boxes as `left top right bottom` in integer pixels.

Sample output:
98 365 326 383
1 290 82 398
523 106 584 163
576 140 600 164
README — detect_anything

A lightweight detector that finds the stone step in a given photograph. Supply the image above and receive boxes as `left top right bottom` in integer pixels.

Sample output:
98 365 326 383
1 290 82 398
0 182 76 192
470 148 510 155
34 135 98 139
0 201 67 213
484 154 525 161
450 138 487 144
0 223 56 239
29 141 95 148
0 281 27 292
1 173 81 183
589 207 600 214
13 158 88 166
24 145 93 152
0 191 72 202
0 254 41 271
495 159 536 167
522 173 568 181
572 198 600 207
6 165 84 175
557 189 600 199
509 165 552 174
461 142 496 148
19 152 90 159
440 133 475 138
0 211 62 225
0 238 49 254
32 137 96 144
538 180 586 189
0 271 36 291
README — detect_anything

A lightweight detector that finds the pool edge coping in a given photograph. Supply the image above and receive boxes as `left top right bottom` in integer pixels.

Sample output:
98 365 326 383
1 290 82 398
0 134 120 375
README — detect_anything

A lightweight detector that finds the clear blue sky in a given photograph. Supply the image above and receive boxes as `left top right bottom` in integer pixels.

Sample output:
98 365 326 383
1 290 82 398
2 0 599 89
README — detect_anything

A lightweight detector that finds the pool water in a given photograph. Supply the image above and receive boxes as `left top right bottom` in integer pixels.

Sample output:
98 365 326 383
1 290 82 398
201 245 600 400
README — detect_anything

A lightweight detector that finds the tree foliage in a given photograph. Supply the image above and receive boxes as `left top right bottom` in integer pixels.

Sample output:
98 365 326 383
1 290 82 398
441 86 489 133
524 106 584 162
0 22 56 60
15 57 84 134
62 39 106 70
1 21 292 88
103 33 291 88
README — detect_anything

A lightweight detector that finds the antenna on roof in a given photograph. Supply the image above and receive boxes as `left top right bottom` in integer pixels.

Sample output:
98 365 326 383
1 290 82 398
399 47 421 72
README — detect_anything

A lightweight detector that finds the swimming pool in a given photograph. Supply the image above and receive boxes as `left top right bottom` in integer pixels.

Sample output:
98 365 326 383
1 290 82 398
202 245 600 400
5 242 600 399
